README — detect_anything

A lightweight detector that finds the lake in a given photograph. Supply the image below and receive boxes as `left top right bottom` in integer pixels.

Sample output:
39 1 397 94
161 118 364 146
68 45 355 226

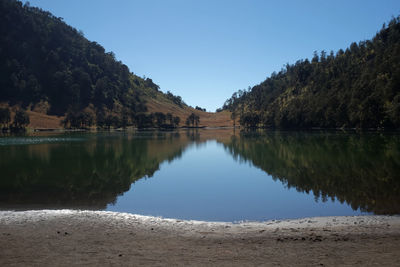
1 129 399 222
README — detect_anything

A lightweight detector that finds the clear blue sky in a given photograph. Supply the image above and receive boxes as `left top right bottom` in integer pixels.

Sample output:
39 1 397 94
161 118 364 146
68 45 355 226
23 0 400 111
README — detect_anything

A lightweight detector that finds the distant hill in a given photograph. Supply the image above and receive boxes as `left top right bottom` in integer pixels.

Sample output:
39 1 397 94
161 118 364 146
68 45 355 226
223 17 400 129
0 0 227 129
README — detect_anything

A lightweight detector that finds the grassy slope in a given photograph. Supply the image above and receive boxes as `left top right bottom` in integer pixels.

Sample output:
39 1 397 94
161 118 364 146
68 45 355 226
0 103 64 129
144 92 233 128
1 93 233 129
26 110 64 129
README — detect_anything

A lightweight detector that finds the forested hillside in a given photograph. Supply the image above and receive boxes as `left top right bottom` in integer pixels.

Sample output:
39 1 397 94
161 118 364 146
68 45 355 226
0 0 188 128
223 17 400 129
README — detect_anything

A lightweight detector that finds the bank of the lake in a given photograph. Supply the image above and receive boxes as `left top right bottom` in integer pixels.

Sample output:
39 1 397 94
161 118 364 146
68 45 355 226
1 210 400 266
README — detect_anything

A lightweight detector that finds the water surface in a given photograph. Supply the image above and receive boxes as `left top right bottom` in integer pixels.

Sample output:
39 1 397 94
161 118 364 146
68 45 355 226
1 130 399 222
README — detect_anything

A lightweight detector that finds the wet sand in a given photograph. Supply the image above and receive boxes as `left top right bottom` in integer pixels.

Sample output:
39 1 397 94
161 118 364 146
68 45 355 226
1 210 400 266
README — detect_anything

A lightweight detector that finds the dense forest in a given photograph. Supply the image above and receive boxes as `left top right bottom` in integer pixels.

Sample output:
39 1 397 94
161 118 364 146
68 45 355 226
0 0 186 128
223 17 400 129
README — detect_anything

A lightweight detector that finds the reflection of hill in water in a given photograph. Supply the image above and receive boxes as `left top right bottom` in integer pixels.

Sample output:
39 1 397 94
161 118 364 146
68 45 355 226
0 132 193 210
2 130 400 215
221 131 400 215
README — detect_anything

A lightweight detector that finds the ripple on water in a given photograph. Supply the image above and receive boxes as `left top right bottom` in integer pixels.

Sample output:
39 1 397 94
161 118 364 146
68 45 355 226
0 137 86 146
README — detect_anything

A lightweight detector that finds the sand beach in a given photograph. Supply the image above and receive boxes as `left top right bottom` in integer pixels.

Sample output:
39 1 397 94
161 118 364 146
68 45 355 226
1 210 399 266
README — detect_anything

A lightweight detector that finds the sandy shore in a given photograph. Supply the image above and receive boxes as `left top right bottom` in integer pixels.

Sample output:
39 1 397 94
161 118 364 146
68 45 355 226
1 210 400 266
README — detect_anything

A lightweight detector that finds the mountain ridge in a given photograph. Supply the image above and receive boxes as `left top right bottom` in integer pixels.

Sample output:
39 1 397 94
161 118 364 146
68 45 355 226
0 0 233 129
222 17 400 129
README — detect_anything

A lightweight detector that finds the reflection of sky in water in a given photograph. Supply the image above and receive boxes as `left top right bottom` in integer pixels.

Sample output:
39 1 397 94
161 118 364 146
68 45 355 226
107 140 367 222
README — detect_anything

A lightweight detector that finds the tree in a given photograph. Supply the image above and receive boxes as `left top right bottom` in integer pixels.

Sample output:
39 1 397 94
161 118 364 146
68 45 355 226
173 116 180 127
154 112 166 127
80 110 95 128
121 111 129 129
96 109 106 128
13 109 30 129
239 113 260 128
134 113 154 129
62 108 94 129
104 115 120 129
231 110 237 127
185 113 200 127
0 107 11 129
195 106 206 112
166 91 185 107
166 113 173 125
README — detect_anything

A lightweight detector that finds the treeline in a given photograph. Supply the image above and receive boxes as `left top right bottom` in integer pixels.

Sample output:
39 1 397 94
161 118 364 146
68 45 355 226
62 111 202 129
63 109 181 129
0 0 187 126
223 16 400 129
0 107 30 132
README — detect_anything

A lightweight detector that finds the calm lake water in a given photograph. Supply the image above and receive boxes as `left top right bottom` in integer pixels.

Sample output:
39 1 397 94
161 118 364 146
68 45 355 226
1 130 399 222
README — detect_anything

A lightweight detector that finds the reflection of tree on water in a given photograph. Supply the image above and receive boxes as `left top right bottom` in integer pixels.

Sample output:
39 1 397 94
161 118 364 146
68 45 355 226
185 128 201 141
222 131 400 215
0 132 188 210
2 130 400 215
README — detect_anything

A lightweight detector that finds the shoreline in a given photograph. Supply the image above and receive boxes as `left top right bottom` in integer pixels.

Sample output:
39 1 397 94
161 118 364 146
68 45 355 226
1 210 400 266
1 209 398 228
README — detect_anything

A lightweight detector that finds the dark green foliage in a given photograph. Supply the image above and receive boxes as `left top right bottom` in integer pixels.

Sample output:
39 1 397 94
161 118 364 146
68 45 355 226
0 108 11 128
62 109 95 129
12 109 29 129
185 113 200 127
195 106 206 112
154 112 166 127
104 115 120 129
173 116 180 127
165 91 186 107
239 113 260 128
166 113 173 125
121 110 129 129
134 112 180 129
0 0 190 129
95 109 106 128
135 113 155 129
144 78 160 92
0 0 149 117
230 110 237 127
1 107 30 131
224 17 400 129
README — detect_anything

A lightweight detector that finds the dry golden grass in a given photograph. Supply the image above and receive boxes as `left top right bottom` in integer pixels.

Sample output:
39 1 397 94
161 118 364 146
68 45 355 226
26 110 64 129
2 94 233 129
145 96 233 127
1 103 64 130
